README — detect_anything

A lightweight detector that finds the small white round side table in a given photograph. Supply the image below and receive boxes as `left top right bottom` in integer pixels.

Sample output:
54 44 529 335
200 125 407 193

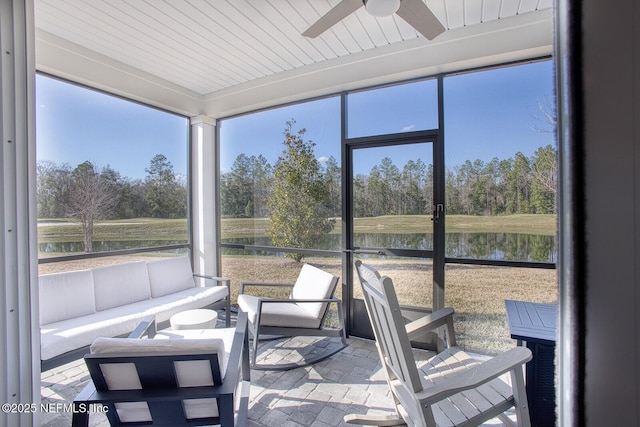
170 309 218 330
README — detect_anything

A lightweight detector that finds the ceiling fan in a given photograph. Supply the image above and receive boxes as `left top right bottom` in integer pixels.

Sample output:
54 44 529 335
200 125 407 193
302 0 446 40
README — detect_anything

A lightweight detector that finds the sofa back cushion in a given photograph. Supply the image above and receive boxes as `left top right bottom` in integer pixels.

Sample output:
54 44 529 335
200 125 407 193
39 269 96 325
93 261 152 311
147 256 196 298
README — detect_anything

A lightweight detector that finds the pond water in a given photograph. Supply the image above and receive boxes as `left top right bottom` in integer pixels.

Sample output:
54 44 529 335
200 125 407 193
39 233 556 263
38 240 187 253
221 232 557 263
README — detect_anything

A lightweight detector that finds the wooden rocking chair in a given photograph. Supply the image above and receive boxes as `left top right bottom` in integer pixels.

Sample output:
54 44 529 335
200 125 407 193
348 260 532 427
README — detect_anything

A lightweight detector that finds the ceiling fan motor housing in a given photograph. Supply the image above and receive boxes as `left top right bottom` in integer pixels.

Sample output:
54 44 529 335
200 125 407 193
364 0 401 17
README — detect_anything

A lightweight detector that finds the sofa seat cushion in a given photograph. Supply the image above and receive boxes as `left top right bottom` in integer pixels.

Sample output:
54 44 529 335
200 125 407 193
40 304 147 361
140 286 229 323
146 256 197 297
41 286 229 361
93 261 152 312
39 269 96 325
238 294 322 329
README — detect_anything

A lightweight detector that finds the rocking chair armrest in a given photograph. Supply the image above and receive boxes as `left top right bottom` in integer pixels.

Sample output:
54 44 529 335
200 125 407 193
405 307 455 344
416 346 533 406
239 282 295 294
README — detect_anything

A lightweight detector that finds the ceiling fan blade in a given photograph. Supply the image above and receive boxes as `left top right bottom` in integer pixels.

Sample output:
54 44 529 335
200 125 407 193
396 0 446 40
302 0 363 38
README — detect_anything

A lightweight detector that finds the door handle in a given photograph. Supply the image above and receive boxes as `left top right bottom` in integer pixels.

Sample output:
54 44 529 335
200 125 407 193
431 204 444 223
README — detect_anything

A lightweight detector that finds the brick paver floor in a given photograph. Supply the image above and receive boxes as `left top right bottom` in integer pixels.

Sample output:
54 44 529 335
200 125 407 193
40 312 516 426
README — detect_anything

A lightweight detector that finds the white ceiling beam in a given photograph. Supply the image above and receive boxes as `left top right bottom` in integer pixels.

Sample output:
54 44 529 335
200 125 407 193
35 29 204 116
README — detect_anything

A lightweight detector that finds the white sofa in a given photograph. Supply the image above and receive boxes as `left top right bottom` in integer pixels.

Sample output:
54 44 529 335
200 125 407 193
39 256 230 370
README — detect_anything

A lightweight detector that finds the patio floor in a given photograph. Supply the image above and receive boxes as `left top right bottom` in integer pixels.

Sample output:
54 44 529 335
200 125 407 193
40 312 517 426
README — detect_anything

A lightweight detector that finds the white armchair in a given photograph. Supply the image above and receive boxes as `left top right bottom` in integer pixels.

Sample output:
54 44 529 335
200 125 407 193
237 263 347 370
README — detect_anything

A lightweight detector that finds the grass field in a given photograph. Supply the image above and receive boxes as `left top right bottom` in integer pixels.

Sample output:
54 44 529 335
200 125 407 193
218 214 557 237
219 255 557 355
37 214 556 244
37 218 189 242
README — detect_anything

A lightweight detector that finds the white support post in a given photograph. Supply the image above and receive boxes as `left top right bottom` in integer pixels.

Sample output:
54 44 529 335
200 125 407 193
190 115 218 281
0 0 38 426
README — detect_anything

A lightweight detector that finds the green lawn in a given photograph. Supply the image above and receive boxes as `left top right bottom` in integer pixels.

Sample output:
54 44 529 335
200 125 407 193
37 218 188 242
37 214 556 248
445 214 556 235
220 214 557 238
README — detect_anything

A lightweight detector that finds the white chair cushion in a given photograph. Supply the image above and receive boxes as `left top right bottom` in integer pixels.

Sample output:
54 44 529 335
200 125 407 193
291 264 337 319
39 269 96 325
90 327 235 422
147 256 196 298
154 327 235 374
90 335 227 375
238 294 323 329
93 261 152 311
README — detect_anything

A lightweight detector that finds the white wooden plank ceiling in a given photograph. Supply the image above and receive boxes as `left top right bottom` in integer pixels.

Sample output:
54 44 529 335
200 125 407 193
35 0 553 98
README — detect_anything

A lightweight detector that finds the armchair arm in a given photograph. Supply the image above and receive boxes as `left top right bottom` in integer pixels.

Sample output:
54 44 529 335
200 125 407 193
239 282 294 294
219 311 251 394
405 307 456 347
194 273 231 290
72 382 98 427
416 346 532 406
128 315 156 339
257 297 340 305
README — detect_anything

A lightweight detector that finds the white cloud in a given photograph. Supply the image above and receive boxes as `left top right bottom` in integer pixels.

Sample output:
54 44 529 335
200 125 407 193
401 124 416 132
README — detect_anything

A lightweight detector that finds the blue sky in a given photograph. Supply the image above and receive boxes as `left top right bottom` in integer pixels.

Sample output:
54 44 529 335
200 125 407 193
36 60 555 180
219 96 341 173
220 60 555 174
443 61 556 169
36 76 189 180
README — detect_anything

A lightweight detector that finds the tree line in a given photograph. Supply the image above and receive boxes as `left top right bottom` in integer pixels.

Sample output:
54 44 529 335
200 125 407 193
36 136 556 253
221 144 557 219
37 154 187 251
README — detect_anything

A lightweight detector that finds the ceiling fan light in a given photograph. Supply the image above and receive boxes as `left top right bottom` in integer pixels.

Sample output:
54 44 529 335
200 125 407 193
364 0 401 17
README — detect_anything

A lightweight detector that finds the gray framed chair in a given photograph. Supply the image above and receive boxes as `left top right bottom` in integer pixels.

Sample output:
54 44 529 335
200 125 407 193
348 260 532 427
237 263 347 370
72 312 250 426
